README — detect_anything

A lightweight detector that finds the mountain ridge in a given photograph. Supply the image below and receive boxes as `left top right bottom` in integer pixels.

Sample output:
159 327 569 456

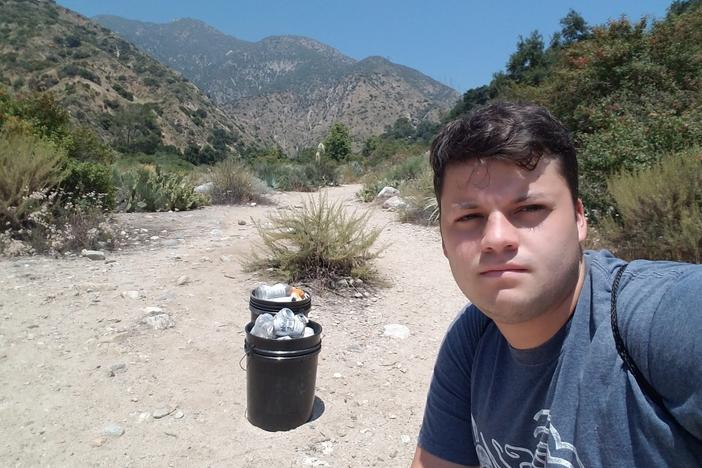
93 14 459 151
0 0 256 155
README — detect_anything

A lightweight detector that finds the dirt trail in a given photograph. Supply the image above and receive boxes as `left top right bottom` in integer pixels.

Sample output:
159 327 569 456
0 184 469 467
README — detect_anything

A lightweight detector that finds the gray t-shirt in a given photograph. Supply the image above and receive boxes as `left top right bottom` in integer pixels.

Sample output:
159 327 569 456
418 250 702 467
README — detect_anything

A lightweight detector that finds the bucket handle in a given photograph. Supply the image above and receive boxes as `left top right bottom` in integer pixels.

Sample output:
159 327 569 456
240 340 255 371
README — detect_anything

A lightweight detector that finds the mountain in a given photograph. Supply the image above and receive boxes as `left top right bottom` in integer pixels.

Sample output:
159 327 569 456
93 15 460 152
0 0 256 154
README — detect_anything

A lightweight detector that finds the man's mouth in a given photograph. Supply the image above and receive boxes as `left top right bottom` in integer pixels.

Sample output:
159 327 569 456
479 265 528 277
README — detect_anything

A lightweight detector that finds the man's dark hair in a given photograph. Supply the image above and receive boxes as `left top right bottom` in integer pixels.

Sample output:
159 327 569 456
430 101 578 205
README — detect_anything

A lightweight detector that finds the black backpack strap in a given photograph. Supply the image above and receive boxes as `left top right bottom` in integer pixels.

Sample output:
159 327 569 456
611 264 665 408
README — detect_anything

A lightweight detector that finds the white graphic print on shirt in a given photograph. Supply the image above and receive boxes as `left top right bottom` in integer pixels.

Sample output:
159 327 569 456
472 410 584 468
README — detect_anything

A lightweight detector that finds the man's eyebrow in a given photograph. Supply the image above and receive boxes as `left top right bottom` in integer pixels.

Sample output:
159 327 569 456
450 192 550 209
515 192 549 203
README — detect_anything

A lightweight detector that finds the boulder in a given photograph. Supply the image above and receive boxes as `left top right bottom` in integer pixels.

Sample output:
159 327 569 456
194 182 214 194
382 196 407 211
376 186 400 201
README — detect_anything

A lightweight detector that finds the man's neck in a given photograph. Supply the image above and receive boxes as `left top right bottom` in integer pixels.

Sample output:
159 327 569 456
496 259 587 350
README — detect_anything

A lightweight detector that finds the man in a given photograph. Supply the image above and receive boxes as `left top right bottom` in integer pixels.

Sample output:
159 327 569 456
411 102 702 467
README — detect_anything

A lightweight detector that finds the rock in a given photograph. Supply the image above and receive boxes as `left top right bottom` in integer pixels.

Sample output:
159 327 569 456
383 324 410 339
107 363 126 377
92 437 107 447
194 182 214 194
219 255 232 263
153 407 175 419
176 275 189 286
210 229 222 237
335 279 349 288
382 196 407 211
103 423 124 437
237 219 247 226
376 186 400 200
354 292 363 299
158 291 177 302
81 250 105 261
149 236 160 241
400 434 411 444
121 290 141 300
142 310 175 330
173 410 184 419
249 202 257 207
162 239 179 247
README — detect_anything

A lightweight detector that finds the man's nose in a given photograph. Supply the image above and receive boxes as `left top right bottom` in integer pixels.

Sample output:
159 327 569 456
480 212 518 253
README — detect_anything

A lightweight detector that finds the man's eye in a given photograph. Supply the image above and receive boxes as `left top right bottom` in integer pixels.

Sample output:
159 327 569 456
458 213 482 222
519 205 544 213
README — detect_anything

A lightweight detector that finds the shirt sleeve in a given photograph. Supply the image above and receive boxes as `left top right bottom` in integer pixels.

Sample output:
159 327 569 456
418 306 485 466
646 265 702 439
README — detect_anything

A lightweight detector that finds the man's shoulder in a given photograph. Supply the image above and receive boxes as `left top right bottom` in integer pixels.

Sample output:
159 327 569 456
584 249 701 289
438 304 496 360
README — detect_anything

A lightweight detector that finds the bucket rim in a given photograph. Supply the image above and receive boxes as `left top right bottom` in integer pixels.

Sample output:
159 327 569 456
245 320 322 351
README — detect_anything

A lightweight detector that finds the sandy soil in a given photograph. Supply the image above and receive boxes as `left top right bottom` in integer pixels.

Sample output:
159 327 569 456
0 184 469 467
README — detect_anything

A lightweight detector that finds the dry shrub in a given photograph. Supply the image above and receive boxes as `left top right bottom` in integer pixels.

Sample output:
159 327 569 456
208 158 268 204
599 148 702 262
246 193 386 285
397 164 439 226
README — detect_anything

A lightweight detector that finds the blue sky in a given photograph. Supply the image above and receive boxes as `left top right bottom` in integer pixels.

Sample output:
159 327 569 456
57 0 673 92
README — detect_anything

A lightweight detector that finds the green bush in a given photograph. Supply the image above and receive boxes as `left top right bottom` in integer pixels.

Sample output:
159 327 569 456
0 132 114 256
61 160 115 210
58 64 101 84
208 158 267 204
65 126 115 164
0 131 66 230
357 153 427 202
112 82 134 101
114 151 195 174
599 149 702 262
246 194 385 285
113 167 206 212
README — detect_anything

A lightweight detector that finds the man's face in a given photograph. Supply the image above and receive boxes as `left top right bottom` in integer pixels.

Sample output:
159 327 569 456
439 157 587 326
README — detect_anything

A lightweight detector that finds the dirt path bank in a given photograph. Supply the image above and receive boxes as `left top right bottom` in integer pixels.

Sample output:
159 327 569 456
0 184 469 467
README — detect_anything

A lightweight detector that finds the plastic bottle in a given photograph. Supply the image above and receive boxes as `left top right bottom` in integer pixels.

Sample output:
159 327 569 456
250 313 275 339
253 283 291 299
273 308 307 338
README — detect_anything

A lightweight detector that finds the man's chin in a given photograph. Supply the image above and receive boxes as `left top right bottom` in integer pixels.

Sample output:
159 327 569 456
471 294 539 323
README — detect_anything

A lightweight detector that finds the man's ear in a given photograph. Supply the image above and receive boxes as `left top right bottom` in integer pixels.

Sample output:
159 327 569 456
575 198 587 242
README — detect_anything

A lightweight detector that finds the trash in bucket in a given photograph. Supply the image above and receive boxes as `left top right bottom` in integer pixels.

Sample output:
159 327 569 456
249 284 311 322
250 308 309 340
244 320 322 432
253 283 305 301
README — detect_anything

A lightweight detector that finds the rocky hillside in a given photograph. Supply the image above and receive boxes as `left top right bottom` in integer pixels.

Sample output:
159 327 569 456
0 0 256 153
94 15 460 152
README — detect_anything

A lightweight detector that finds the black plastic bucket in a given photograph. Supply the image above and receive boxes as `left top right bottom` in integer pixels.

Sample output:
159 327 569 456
244 320 322 431
249 289 311 322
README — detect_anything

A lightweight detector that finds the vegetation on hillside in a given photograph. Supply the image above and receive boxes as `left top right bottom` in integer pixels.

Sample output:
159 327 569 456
364 1 702 262
2 0 701 265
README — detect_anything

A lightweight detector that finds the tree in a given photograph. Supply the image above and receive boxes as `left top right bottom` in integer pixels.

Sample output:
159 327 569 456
110 104 162 154
323 122 351 161
559 9 590 45
506 30 547 85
